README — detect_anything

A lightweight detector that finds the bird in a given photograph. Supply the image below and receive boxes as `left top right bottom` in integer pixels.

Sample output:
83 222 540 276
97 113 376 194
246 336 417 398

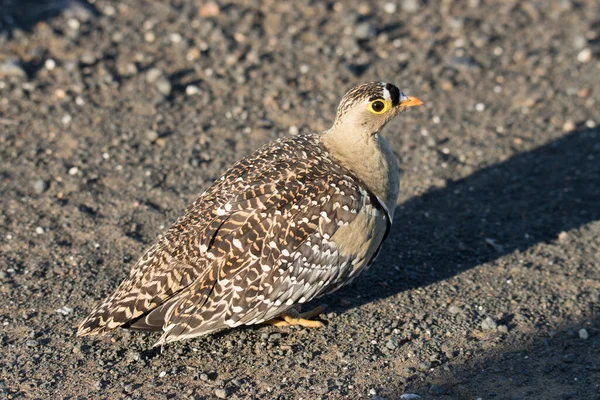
77 81 423 345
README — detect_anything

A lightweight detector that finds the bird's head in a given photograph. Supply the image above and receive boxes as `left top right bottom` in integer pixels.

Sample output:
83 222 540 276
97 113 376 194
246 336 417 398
332 82 423 135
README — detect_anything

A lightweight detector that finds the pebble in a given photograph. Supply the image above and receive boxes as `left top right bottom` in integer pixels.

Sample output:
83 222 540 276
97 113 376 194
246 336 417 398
68 167 79 175
159 371 167 378
61 114 72 125
578 329 589 340
33 180 48 194
562 120 575 132
26 339 39 347
385 338 398 350
368 388 377 396
0 59 27 78
355 23 376 40
289 125 299 135
497 324 509 334
45 59 56 71
400 395 421 400
186 85 201 96
475 103 486 112
383 3 397 14
481 316 497 331
214 388 228 399
156 78 172 96
56 306 73 315
35 227 44 235
577 48 591 63
448 305 461 314
199 2 220 17
146 130 159 142
146 68 163 84
401 0 420 13
585 120 596 129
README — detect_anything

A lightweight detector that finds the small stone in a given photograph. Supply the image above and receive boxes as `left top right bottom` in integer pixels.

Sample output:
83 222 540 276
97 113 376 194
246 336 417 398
68 167 79 175
146 130 159 142
289 125 299 135
383 3 397 14
585 120 596 129
67 18 80 30
33 180 48 194
577 48 592 63
401 0 420 13
26 339 38 347
215 388 228 399
169 33 182 43
558 231 569 241
199 2 220 17
579 329 589 340
0 59 26 78
368 388 377 396
475 102 485 112
45 59 56 71
481 316 497 331
385 338 398 350
186 85 201 96
144 31 156 43
146 68 163 84
156 78 172 96
497 325 508 334
400 395 421 400
562 120 575 132
35 227 44 235
355 23 376 40
61 114 72 125
159 371 167 378
56 306 73 315
448 305 461 315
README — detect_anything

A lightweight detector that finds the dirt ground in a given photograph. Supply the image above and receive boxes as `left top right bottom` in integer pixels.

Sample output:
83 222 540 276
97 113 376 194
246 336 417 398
1 0 599 399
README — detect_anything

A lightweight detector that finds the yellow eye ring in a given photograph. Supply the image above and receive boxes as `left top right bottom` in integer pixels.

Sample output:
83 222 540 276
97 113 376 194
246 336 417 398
367 99 391 114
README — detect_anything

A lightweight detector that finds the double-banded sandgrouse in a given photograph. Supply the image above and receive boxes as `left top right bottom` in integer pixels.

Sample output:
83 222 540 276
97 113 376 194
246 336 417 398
78 82 423 345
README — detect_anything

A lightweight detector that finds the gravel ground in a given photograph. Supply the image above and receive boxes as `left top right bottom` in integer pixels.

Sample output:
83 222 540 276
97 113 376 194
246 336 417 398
1 0 599 399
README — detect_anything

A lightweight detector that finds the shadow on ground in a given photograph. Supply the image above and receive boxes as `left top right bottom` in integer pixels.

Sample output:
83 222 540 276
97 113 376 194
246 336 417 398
0 0 96 34
335 126 600 309
409 317 599 400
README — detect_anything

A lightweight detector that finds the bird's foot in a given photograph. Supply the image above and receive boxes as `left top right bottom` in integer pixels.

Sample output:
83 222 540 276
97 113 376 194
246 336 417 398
267 305 327 328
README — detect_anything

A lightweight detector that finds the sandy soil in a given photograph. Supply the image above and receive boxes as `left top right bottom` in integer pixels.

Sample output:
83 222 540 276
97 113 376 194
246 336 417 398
0 0 599 399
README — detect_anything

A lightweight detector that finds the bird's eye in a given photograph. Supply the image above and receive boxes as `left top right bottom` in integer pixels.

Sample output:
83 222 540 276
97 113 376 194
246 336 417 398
368 99 390 114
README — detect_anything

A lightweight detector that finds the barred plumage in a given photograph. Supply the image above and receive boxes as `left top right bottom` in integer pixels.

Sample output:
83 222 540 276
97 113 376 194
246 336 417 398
77 82 422 345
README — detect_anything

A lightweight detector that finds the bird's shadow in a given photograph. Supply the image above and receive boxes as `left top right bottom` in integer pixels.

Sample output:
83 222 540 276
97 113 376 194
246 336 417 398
331 126 600 311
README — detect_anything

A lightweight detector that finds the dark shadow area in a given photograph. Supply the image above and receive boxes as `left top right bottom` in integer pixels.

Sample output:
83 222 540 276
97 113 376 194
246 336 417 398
0 0 96 34
334 127 600 308
406 317 599 399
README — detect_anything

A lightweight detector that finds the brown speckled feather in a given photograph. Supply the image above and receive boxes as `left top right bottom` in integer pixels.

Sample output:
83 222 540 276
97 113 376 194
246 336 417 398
77 133 390 344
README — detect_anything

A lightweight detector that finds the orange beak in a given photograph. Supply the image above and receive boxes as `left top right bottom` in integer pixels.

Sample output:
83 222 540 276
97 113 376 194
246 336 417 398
401 96 424 108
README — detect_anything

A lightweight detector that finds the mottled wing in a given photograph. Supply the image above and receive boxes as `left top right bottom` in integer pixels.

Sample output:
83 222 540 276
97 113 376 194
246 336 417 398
150 174 385 345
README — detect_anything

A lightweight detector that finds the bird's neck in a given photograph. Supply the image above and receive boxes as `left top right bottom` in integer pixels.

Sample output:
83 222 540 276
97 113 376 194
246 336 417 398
320 127 400 218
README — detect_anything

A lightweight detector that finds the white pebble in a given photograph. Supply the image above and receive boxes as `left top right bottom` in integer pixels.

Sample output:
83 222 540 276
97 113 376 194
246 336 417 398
289 125 299 135
144 32 156 43
169 33 182 43
75 96 85 106
45 59 56 71
493 85 503 93
432 115 440 124
103 5 116 15
6 234 12 240
159 371 167 378
299 64 310 74
585 120 596 128
577 48 591 63
475 102 486 112
56 306 73 315
579 328 589 340
35 227 44 235
185 85 200 96
383 2 397 14
61 114 72 125
68 167 79 175
102 152 110 160
67 18 80 30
